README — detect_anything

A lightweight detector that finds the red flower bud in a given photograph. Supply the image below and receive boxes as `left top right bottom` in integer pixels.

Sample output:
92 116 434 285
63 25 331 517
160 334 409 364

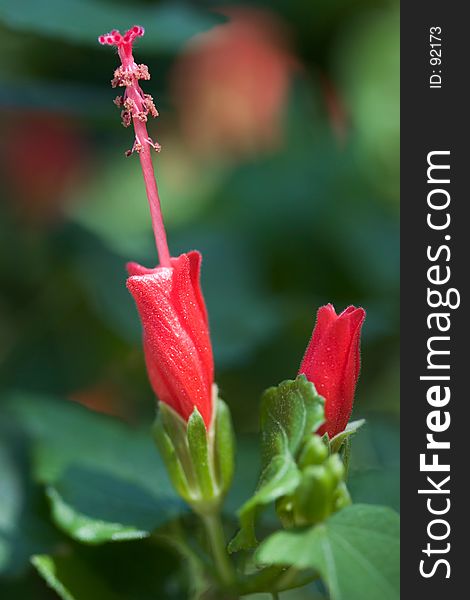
127 251 214 428
299 304 365 438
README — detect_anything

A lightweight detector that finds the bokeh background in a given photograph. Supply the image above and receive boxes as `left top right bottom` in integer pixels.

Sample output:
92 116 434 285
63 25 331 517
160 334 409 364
0 0 399 597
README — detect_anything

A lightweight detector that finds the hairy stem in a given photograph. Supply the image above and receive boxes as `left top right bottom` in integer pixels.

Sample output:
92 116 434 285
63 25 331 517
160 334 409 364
201 512 236 591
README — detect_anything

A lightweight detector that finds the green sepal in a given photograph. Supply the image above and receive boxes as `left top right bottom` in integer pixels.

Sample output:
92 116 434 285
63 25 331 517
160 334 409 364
187 408 216 501
340 437 352 478
158 403 196 489
153 391 235 513
214 398 235 495
329 419 366 454
152 416 192 502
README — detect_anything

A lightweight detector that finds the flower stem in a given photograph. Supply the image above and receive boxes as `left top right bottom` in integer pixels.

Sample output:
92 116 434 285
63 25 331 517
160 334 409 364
200 512 236 590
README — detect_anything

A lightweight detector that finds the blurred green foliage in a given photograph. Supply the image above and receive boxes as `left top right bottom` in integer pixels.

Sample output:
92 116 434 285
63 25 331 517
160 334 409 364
0 0 398 597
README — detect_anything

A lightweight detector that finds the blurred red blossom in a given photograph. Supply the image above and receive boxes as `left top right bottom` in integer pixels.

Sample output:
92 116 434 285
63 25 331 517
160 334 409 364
70 382 123 418
171 7 298 158
2 111 87 223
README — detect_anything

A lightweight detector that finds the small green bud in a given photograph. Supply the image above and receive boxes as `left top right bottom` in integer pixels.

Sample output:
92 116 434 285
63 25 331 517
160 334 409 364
293 465 336 525
289 450 350 526
298 434 329 469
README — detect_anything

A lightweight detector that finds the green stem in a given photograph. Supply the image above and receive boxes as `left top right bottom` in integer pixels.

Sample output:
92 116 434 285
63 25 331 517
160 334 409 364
275 567 297 591
201 512 236 590
238 566 284 594
274 567 318 593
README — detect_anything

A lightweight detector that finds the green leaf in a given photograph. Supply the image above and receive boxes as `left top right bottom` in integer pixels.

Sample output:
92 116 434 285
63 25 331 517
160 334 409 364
5 393 187 544
47 486 150 544
0 0 223 50
229 454 300 553
256 504 400 600
32 554 121 600
31 536 183 599
260 375 325 467
330 419 366 454
229 376 324 551
0 430 60 576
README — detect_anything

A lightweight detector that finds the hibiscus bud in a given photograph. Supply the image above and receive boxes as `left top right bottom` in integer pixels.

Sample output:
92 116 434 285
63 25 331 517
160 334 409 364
299 304 366 438
101 27 234 508
126 251 214 428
